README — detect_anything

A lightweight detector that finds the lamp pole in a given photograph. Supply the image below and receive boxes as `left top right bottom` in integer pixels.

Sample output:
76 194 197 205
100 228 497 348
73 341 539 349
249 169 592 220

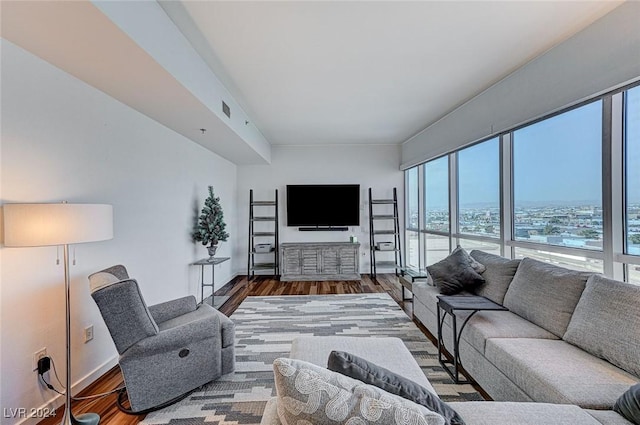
61 243 99 425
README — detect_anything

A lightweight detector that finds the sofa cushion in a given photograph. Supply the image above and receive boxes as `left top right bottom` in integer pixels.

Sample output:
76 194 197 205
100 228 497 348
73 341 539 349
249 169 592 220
563 275 640 377
614 383 640 425
462 311 558 354
327 351 465 425
272 357 445 425
448 401 602 425
428 247 486 295
485 338 638 409
503 258 591 337
470 250 520 304
587 409 636 425
290 336 437 394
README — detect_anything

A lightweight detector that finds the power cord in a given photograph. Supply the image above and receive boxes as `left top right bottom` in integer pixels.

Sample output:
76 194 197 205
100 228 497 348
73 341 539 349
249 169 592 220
38 355 187 415
38 356 125 400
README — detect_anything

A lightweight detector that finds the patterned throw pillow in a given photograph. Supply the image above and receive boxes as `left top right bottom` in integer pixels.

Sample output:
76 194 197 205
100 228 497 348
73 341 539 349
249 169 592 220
273 357 445 425
327 351 465 425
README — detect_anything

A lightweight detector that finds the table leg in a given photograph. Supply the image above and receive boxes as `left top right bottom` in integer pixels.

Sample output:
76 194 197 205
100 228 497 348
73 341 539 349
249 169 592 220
200 265 204 305
211 263 215 307
437 306 475 385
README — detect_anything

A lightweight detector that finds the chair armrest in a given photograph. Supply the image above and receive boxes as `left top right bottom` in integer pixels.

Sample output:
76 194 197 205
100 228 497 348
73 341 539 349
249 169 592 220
123 312 220 358
148 296 197 324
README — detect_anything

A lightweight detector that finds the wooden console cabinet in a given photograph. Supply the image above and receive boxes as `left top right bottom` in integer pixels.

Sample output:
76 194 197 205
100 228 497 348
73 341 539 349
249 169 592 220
280 242 360 281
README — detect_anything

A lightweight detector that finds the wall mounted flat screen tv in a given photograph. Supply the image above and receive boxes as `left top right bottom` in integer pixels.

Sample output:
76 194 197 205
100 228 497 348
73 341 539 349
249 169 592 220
287 184 360 227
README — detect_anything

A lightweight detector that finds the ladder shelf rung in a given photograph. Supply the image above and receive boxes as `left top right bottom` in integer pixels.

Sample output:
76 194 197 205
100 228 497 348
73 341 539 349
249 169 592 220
250 263 277 270
371 199 396 204
372 215 397 220
252 216 276 221
252 232 276 237
375 261 402 268
251 201 276 206
373 230 399 235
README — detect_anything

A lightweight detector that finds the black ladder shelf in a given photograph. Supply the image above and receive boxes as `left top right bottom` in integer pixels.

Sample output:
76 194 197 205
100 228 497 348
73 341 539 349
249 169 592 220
248 189 279 280
369 187 402 279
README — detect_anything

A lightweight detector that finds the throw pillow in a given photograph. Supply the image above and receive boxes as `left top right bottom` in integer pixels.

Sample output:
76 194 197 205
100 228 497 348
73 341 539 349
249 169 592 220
328 351 465 425
272 357 445 425
614 383 640 425
427 246 486 295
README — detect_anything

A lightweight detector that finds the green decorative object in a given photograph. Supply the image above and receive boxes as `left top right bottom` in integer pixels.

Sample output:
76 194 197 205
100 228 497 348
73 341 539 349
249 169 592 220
193 187 229 259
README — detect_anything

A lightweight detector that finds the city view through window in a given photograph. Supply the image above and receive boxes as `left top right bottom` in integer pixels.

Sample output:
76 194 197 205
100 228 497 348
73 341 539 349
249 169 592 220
405 84 640 282
626 85 640 256
513 101 603 251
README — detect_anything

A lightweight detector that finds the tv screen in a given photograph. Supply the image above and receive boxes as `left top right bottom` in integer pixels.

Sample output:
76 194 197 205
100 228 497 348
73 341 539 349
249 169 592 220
287 184 360 227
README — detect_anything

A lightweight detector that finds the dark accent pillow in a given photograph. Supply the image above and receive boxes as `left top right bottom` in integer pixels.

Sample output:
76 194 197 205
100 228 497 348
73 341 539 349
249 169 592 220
614 383 640 425
428 246 486 295
327 350 466 425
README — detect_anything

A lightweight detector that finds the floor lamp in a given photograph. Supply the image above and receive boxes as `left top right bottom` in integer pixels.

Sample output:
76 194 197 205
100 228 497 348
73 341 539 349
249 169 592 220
3 203 113 425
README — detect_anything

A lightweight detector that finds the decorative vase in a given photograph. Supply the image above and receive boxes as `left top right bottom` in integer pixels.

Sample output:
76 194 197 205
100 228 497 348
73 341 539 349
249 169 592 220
207 244 218 260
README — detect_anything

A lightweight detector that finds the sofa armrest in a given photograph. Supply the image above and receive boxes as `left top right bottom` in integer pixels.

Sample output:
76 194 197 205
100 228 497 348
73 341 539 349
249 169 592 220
218 313 235 348
122 313 220 358
148 296 197 324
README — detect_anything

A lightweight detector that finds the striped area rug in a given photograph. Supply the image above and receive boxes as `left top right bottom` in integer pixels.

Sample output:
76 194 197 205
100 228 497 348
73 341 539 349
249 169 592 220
141 293 483 424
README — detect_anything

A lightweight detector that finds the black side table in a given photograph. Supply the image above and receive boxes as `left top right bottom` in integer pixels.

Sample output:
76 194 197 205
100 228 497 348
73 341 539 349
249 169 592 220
192 257 230 307
437 295 508 384
397 266 432 301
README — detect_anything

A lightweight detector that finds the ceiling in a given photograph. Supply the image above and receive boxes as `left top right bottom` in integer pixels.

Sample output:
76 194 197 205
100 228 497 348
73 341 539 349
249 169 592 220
164 1 622 146
1 1 623 161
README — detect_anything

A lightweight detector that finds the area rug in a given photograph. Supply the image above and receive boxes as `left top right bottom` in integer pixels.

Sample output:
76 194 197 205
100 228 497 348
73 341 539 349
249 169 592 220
141 293 483 424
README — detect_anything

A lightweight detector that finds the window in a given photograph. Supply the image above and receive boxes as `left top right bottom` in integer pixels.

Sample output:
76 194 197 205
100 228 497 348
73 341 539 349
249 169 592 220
423 157 449 232
625 86 640 255
458 138 500 237
405 167 420 268
514 247 603 274
406 167 419 230
513 101 603 250
458 239 501 257
625 264 640 286
424 234 450 265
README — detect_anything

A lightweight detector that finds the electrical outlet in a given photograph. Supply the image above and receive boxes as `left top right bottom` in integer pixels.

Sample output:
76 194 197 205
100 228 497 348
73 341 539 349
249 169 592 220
84 325 94 343
33 348 47 371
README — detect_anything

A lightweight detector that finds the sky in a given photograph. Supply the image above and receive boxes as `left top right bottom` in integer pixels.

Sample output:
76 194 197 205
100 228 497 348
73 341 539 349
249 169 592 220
408 84 640 212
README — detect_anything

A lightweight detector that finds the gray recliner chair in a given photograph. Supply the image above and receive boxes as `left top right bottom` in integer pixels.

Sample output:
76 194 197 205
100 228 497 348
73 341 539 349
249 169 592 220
88 265 235 413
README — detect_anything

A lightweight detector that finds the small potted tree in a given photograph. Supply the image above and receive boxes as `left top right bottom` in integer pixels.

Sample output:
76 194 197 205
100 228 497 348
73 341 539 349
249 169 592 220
193 186 229 259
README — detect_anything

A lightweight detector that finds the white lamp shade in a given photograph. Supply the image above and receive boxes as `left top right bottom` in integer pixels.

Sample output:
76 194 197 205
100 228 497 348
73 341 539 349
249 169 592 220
3 203 113 247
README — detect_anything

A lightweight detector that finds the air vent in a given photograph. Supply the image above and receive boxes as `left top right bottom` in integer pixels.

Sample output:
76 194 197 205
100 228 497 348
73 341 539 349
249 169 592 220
222 101 231 118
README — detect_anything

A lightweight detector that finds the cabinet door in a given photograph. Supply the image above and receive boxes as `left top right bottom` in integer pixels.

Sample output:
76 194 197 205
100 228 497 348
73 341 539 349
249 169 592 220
282 248 301 275
339 247 358 274
301 249 319 274
321 248 339 275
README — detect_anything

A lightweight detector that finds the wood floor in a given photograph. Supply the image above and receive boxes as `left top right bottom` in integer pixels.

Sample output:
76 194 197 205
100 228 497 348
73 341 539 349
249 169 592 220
37 274 413 425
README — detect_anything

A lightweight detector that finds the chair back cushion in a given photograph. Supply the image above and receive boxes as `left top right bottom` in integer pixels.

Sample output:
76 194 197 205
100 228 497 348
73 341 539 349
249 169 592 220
503 258 591 337
470 250 520 305
564 274 640 377
89 269 158 353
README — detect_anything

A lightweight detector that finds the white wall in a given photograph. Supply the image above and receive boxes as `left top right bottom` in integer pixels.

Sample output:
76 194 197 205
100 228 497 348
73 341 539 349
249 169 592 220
236 145 403 273
0 40 238 424
401 1 640 168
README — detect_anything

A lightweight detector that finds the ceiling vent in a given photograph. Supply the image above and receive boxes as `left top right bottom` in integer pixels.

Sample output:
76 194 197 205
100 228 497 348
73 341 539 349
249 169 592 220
222 101 231 118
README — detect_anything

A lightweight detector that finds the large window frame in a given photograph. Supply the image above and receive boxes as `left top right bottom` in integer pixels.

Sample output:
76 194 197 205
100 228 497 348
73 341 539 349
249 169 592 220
404 81 640 283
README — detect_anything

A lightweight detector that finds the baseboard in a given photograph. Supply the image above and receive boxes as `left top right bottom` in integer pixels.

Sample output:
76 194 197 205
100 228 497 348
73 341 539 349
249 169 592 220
16 355 118 425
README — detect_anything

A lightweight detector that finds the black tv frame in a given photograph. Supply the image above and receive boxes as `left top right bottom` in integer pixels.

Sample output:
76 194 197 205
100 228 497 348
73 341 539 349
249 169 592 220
286 184 360 231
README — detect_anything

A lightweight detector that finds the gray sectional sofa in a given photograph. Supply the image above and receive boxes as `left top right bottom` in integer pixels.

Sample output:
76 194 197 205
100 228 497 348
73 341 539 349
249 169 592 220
260 336 635 424
412 250 640 410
